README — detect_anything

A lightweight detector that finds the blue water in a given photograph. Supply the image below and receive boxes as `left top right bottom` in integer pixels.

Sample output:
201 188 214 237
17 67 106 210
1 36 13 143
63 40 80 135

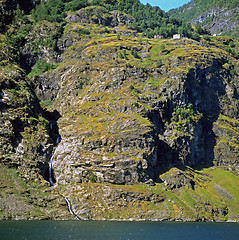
0 221 238 240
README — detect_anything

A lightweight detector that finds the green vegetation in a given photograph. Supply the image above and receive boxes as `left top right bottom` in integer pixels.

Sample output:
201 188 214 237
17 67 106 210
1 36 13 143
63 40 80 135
0 3 14 33
75 28 91 36
131 49 140 58
28 59 58 78
0 165 70 220
6 23 32 49
171 104 203 123
65 0 89 11
32 0 66 23
29 0 206 38
222 29 239 41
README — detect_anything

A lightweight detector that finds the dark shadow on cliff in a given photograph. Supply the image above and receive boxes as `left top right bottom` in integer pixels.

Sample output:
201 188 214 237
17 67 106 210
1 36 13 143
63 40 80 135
146 58 228 178
184 61 227 170
44 109 62 145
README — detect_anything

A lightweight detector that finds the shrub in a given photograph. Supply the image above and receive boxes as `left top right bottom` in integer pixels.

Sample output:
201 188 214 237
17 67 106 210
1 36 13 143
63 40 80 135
204 35 211 41
28 59 58 78
191 32 200 41
161 44 166 51
229 41 235 48
117 33 121 40
171 104 202 123
119 52 124 59
31 0 66 23
65 0 89 11
156 59 163 67
131 49 140 58
75 28 90 35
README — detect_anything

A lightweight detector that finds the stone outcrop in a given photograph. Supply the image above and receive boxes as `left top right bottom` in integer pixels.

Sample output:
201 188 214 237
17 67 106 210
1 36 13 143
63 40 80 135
33 25 238 186
0 5 239 221
66 6 134 27
0 64 53 181
191 7 239 35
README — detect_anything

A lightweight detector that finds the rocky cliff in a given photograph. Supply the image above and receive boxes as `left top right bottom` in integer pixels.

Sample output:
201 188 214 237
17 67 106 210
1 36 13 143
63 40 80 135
169 0 239 39
48 17 239 185
0 4 239 221
190 7 239 37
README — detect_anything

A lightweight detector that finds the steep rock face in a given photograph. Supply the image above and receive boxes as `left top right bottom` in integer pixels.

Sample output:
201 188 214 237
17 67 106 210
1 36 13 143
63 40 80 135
31 71 60 102
1 4 239 222
32 22 239 187
20 21 63 73
169 1 239 37
191 7 239 36
66 6 134 27
51 65 159 185
0 35 53 182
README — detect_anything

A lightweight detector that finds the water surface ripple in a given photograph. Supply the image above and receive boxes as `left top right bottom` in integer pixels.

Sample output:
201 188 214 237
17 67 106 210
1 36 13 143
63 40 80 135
0 221 238 240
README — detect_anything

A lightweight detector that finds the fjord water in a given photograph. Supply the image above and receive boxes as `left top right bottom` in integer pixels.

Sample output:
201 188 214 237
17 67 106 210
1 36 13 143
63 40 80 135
0 221 239 240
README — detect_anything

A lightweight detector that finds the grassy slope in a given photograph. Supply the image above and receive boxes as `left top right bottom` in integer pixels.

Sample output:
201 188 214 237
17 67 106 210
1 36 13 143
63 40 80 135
57 166 239 221
0 164 73 220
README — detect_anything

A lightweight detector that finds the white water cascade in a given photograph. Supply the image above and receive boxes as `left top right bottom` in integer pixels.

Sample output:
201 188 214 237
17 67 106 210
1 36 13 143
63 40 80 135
56 136 60 144
48 131 60 186
49 155 55 186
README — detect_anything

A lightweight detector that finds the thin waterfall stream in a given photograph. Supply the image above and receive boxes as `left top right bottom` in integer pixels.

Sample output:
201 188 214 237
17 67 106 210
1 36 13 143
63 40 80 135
56 136 60 145
49 155 55 186
48 123 61 186
49 136 60 186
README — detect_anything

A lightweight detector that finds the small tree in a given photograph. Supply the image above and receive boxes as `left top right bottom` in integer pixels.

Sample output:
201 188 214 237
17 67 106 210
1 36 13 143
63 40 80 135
131 49 140 58
161 44 166 51
117 33 121 40
191 32 200 41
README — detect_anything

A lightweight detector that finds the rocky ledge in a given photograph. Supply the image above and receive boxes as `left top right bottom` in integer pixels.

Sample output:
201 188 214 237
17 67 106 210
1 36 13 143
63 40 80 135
0 5 239 221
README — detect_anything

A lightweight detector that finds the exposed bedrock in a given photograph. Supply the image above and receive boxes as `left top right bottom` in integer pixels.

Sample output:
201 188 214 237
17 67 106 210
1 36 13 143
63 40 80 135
41 47 239 185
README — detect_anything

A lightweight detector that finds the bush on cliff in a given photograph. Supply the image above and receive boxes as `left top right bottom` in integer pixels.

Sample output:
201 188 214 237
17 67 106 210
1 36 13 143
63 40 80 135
28 59 58 78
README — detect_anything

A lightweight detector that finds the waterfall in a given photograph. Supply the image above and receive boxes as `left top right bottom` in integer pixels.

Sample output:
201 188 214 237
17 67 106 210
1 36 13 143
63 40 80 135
49 156 54 186
48 134 60 186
